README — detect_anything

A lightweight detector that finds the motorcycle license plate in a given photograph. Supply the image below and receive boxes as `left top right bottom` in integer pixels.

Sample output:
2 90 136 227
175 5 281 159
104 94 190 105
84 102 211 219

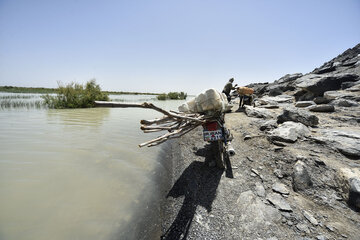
203 130 223 141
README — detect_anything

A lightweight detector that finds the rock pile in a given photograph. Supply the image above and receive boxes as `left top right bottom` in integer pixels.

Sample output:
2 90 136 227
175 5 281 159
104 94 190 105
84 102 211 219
162 44 360 240
244 43 360 212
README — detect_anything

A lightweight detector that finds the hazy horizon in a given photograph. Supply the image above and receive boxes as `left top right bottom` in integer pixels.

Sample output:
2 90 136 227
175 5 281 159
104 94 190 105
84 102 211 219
1 0 359 94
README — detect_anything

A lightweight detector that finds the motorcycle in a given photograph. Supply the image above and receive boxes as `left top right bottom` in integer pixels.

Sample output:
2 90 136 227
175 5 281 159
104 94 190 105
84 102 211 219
202 111 235 168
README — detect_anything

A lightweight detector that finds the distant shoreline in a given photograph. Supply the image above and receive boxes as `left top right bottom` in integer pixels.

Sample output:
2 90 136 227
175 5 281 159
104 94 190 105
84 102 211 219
0 86 160 95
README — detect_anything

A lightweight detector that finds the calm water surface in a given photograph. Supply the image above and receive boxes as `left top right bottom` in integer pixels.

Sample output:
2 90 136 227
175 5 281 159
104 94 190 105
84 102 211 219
0 94 184 240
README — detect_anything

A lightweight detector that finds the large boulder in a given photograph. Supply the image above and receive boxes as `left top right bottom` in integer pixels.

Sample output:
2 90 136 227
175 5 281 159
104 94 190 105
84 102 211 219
292 161 313 191
295 73 359 95
244 106 274 119
236 191 282 233
268 122 310 143
342 80 360 90
330 99 359 107
324 90 360 101
251 73 302 98
336 168 360 211
260 120 278 131
347 83 360 92
277 107 319 127
268 86 284 96
349 178 360 210
312 129 360 159
261 95 294 104
276 73 303 84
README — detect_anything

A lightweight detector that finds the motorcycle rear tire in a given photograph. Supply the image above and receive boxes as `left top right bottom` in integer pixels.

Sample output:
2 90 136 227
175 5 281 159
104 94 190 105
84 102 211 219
211 140 225 169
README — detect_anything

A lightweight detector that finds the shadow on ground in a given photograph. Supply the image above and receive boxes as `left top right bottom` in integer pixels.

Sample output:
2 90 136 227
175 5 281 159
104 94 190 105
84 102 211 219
161 144 224 240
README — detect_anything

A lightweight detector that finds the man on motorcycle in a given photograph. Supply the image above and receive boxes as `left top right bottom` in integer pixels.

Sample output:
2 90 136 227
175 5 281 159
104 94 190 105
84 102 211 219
222 78 237 102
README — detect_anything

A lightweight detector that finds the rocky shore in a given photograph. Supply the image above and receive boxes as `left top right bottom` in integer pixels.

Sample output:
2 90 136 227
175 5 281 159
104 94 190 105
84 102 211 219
160 43 360 240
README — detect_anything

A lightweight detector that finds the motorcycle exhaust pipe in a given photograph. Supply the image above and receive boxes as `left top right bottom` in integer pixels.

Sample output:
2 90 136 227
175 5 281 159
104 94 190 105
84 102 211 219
226 142 236 156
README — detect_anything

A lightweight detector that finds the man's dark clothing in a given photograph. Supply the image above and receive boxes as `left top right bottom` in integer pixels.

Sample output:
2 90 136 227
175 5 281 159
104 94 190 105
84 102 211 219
222 81 234 102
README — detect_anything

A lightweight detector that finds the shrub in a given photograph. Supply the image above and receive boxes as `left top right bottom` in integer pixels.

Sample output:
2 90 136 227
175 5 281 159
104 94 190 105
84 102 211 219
157 92 187 100
157 94 167 100
42 79 109 109
179 92 187 100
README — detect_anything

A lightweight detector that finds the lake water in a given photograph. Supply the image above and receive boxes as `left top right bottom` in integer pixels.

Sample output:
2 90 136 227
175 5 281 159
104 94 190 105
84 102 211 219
0 94 185 240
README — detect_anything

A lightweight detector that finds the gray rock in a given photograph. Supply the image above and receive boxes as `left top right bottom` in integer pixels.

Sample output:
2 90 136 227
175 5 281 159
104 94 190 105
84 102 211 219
266 192 292 212
313 65 336 74
261 104 280 109
295 101 316 108
268 86 284 96
324 90 360 101
244 106 275 119
312 129 360 159
236 191 281 233
342 80 360 90
313 97 331 104
268 122 310 143
330 99 359 107
260 120 278 131
296 223 310 233
272 182 290 195
255 182 266 197
274 169 284 179
316 235 328 240
335 168 360 210
261 95 294 104
292 161 312 191
347 83 360 92
303 210 318 226
298 91 316 101
348 178 360 210
325 223 335 232
277 107 319 127
272 140 288 147
296 73 359 95
276 73 303 84
308 104 335 112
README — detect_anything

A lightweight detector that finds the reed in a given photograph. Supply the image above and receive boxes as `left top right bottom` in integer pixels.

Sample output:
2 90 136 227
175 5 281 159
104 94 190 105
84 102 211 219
0 99 45 109
0 95 35 99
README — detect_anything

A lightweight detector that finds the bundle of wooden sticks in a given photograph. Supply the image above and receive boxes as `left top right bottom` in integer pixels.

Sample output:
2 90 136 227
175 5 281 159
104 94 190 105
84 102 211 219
94 101 208 147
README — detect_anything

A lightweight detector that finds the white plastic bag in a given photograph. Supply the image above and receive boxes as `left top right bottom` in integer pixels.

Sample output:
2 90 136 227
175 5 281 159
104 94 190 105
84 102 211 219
178 88 229 114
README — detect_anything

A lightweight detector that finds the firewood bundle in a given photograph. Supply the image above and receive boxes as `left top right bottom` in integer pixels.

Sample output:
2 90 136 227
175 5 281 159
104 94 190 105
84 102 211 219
94 101 207 147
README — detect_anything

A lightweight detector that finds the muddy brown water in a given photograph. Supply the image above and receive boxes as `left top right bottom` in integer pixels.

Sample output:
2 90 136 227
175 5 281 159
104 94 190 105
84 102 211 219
0 94 184 240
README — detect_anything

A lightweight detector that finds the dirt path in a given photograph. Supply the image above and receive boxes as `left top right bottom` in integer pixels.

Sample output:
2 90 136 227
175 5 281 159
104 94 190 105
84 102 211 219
160 109 360 240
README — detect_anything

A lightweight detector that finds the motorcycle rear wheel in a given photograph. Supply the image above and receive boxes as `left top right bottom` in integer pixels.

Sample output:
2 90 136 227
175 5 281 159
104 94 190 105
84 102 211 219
211 140 225 169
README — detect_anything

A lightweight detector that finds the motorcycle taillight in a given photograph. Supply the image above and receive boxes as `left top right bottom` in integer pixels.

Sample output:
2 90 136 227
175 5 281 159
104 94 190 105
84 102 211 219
203 121 219 131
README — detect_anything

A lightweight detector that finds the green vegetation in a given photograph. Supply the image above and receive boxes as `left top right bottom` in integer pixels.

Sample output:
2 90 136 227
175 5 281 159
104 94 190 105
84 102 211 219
104 91 159 95
0 99 45 109
0 86 160 95
157 94 167 100
0 86 57 94
157 92 187 100
41 80 109 109
0 94 35 99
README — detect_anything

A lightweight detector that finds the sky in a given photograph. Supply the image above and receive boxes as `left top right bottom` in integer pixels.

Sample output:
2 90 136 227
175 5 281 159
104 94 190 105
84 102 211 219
0 0 359 94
